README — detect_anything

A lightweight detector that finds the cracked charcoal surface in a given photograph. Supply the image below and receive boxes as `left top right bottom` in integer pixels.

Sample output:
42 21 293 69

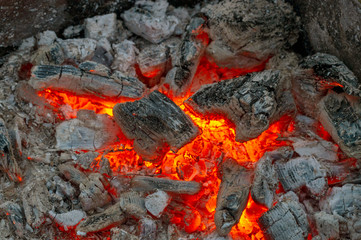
202 0 299 69
300 53 361 97
251 147 294 208
113 90 199 161
276 156 328 197
29 64 145 99
259 198 310 240
186 70 295 142
318 92 361 159
166 13 208 95
215 158 252 236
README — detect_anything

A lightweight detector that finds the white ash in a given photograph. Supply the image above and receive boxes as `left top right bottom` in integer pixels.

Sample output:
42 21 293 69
84 13 117 41
111 40 138 76
145 190 171 218
168 7 191 35
36 30 58 46
59 38 97 62
63 25 84 39
55 110 122 151
122 0 179 43
18 37 36 51
48 210 85 230
314 211 340 240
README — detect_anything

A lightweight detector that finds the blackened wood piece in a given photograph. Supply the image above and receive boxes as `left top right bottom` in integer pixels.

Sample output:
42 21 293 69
113 90 199 161
76 204 126 234
186 70 295 142
215 158 252 236
259 199 310 240
166 14 208 95
29 65 145 99
251 147 293 208
131 176 201 195
0 118 21 182
318 92 361 159
301 53 361 97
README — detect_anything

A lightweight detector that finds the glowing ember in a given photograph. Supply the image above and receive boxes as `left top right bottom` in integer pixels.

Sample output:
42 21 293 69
38 83 294 238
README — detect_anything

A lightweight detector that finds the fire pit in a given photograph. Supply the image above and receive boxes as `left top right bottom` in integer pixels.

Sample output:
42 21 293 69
0 0 361 239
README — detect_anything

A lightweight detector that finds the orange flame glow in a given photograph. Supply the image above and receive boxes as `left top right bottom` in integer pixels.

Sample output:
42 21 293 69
38 85 293 239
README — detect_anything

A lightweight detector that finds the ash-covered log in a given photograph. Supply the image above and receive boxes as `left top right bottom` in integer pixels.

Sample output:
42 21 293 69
215 158 252 236
119 191 146 219
251 147 293 208
29 64 145 100
113 90 199 161
165 13 208 95
131 176 201 195
0 118 22 182
76 204 126 235
259 192 310 240
202 0 299 69
318 92 361 159
186 70 295 142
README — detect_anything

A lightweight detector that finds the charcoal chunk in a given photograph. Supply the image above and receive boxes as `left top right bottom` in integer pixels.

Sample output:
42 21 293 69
0 118 22 182
76 204 125 235
186 70 295 142
318 92 361 159
31 42 64 65
215 158 252 236
119 191 146 219
251 147 293 208
22 180 51 228
276 156 328 197
202 0 299 69
131 176 201 195
259 197 310 240
166 13 208 95
113 91 199 161
29 65 145 99
60 38 97 62
84 13 117 41
0 201 26 237
301 53 361 97
122 0 179 43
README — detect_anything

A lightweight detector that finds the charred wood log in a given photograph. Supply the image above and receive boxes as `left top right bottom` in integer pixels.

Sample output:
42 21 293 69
318 92 361 159
276 156 328 197
113 91 199 161
165 13 208 95
300 53 361 97
29 64 145 99
251 147 293 208
202 0 299 69
215 158 252 236
0 118 22 182
131 176 201 195
259 196 310 240
186 70 295 142
76 203 126 235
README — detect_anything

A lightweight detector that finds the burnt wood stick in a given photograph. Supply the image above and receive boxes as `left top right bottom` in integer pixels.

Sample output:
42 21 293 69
113 90 199 162
185 70 296 142
131 176 201 195
29 64 145 99
215 158 253 236
0 118 22 182
76 204 126 234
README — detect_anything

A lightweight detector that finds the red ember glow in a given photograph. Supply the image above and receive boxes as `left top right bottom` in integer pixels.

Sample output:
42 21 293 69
37 59 297 239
